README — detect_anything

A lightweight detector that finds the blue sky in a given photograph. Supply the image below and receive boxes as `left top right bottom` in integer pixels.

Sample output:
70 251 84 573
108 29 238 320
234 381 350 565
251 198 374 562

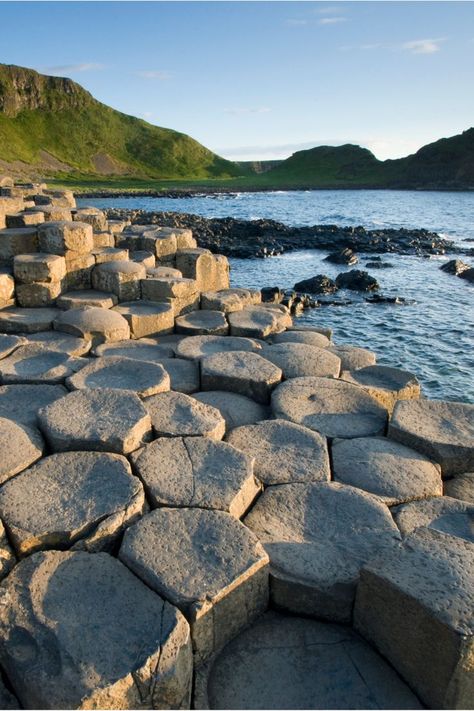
1 1 473 161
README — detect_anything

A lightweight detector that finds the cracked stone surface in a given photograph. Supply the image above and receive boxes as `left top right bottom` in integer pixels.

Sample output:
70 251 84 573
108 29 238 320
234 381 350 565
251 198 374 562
0 550 193 709
113 301 174 339
328 344 377 371
145 391 226 440
272 376 388 439
93 338 174 360
25 331 92 356
0 383 67 428
201 351 282 404
66 355 170 398
0 451 146 557
444 472 474 504
130 436 259 517
0 344 87 384
0 416 44 485
195 611 422 710
388 399 474 476
244 481 400 623
0 334 26 359
38 388 152 455
119 507 269 665
192 391 269 432
0 307 60 334
271 329 330 348
227 419 330 486
54 307 130 345
341 365 421 413
175 335 261 361
354 528 474 710
332 436 443 506
260 342 341 379
392 496 474 543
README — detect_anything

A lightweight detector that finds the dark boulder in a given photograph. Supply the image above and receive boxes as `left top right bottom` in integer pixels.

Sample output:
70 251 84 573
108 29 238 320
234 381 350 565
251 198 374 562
365 294 415 305
261 286 282 303
294 274 338 294
458 267 474 283
440 259 470 275
324 248 358 265
335 270 379 292
365 261 394 269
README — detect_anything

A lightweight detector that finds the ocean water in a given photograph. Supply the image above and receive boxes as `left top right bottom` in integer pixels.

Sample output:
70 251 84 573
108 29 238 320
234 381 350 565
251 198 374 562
79 190 474 403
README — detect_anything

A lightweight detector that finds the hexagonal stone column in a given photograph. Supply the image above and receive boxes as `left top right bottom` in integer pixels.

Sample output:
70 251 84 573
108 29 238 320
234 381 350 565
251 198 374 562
201 351 282 404
392 496 474 542
38 388 152 454
13 253 66 283
354 528 474 709
272 376 388 438
113 300 174 338
328 344 377 370
175 309 229 336
341 365 421 412
176 248 229 292
25 331 91 356
0 550 193 709
119 508 269 665
144 391 226 439
0 307 60 334
56 289 118 310
261 342 341 379
200 288 254 313
0 344 86 384
228 305 286 339
176 335 261 360
388 399 474 476
158 357 200 393
0 451 146 556
93 338 174 361
66 356 170 397
193 391 269 431
0 333 25 359
0 383 67 427
131 435 259 516
92 260 146 302
0 226 38 264
272 329 330 348
37 220 93 255
73 206 108 232
244 482 400 622
0 416 44 485
54 307 130 345
444 473 474 503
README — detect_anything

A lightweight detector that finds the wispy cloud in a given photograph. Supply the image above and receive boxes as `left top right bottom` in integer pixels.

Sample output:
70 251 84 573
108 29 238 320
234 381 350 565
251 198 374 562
319 16 347 25
44 63 104 74
341 37 446 54
223 107 271 116
135 70 171 80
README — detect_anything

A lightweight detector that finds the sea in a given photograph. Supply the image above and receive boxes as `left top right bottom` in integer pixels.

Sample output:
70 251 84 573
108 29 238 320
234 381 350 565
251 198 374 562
78 190 474 404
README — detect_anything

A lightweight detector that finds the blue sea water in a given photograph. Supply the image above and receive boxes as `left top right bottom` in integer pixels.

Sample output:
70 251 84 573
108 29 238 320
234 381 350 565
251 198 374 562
79 190 474 403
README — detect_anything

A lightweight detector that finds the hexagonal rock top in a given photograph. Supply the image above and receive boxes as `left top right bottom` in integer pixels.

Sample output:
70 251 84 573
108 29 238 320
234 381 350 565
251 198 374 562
227 419 330 486
244 481 400 623
192 391 269 432
0 451 146 557
201 351 282 404
271 376 388 439
157 357 200 394
175 335 261 361
113 300 174 339
354 528 474 710
332 436 443 506
53 307 130 345
272 329 330 348
93 338 174 360
0 334 26 359
144 391 226 440
131 436 259 517
260 342 341 379
56 289 118 310
0 383 67 428
0 307 60 334
119 508 269 665
228 306 286 339
26 331 92 356
388 399 474 476
0 550 193 709
341 365 421 412
0 344 87 384
392 496 474 543
444 472 474 504
195 612 422 710
0 417 44 485
38 388 151 455
66 356 170 398
175 310 229 337
328 344 377 371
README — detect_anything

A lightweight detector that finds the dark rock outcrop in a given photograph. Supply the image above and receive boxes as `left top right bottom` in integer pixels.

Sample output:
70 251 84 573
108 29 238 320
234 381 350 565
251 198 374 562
335 270 379 292
324 248 358 265
294 275 338 295
440 259 470 275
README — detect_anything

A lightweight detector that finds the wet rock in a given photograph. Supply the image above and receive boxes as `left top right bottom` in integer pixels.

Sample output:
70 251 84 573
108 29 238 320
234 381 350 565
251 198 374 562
192 391 269 432
459 267 474 283
393 496 474 543
260 286 282 303
444 472 474 504
201 351 282 404
365 261 394 269
440 259 470 275
324 248 358 265
365 294 415 305
335 270 379 291
144 391 226 440
54 306 130 345
341 364 421 413
66 355 170 397
0 416 44 485
293 274 338 295
260 342 341 379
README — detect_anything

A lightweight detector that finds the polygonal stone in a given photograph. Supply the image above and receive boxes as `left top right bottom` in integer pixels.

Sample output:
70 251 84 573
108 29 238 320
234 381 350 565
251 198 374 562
261 342 341 379
92 247 129 264
141 228 177 259
0 269 15 302
332 437 443 506
388 399 474 476
329 344 377 370
13 253 66 283
393 496 474 543
141 275 197 301
175 309 229 336
272 376 388 438
108 219 129 234
244 482 400 622
341 365 421 413
176 335 261 361
92 231 115 249
63 253 95 290
157 357 200 393
228 306 286 339
93 338 174 360
176 248 229 291
130 436 259 516
0 416 44 485
37 220 93 255
54 306 130 345
0 307 60 333
201 351 282 404
147 265 181 278
0 451 146 556
113 300 174 338
227 419 330 486
24 331 91 356
40 189 76 208
73 206 107 232
0 344 86 384
56 289 118 310
130 250 155 269
92 260 146 301
66 356 170 398
0 227 38 264
192 391 269 431
119 507 268 664
444 472 474 503
27 205 71 222
15 281 62 307
200 288 254 313
196 611 423 711
0 334 25 359
0 383 67 428
272 329 330 348
144 391 226 440
38 388 152 454
6 211 44 227
0 550 193 709
159 226 195 250
354 528 474 710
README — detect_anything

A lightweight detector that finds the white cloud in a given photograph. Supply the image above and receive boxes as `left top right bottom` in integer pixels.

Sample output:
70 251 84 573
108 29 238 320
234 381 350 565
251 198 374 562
44 63 104 74
223 107 271 116
401 38 443 54
135 70 171 80
319 16 347 25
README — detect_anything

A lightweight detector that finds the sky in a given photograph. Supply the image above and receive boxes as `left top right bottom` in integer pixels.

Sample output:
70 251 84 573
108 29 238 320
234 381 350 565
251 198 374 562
0 1 473 161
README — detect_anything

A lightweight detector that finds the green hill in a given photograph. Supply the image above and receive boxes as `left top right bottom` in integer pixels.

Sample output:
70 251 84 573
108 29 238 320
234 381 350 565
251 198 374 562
0 63 246 180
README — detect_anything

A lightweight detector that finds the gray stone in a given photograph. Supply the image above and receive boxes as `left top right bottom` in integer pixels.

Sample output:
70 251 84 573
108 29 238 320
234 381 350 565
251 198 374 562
228 306 285 339
0 307 60 334
64 252 95 290
0 519 15 582
200 288 254 313
92 231 115 249
0 227 38 264
329 344 377 370
15 280 62 307
0 269 15 302
175 309 229 336
393 496 474 543
388 398 474 476
0 334 26 359
119 507 268 664
0 383 67 428
113 300 174 338
0 550 193 709
141 275 197 301
444 472 474 504
341 365 421 413
227 419 330 486
244 482 400 622
0 416 44 485
196 611 422 710
272 329 330 348
37 220 93 255
130 250 155 269
176 248 229 291
260 342 341 379
54 306 130 345
27 205 72 222
201 351 282 404
131 435 259 516
272 376 388 439
13 253 66 283
0 344 87 384
354 527 474 709
157 357 200 394
175 335 261 361
38 388 152 455
92 260 146 302
93 338 174 360
332 437 443 505
193 391 269 432
66 356 170 398
25 331 92 356
56 289 118 310
7 211 44 228
73 207 108 232
145 391 226 440
147 265 181 278
92 247 129 264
